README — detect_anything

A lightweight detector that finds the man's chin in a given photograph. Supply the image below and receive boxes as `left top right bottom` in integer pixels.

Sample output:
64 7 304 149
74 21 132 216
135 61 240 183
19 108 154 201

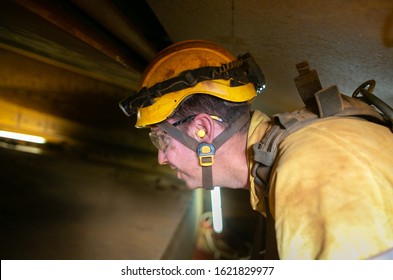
177 172 197 189
182 179 201 190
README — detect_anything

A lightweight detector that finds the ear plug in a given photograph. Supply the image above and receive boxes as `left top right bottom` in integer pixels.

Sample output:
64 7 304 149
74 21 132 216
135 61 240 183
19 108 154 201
197 130 206 138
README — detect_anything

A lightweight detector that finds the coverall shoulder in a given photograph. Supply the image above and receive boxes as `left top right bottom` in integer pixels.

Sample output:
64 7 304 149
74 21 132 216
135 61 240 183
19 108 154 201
247 110 393 259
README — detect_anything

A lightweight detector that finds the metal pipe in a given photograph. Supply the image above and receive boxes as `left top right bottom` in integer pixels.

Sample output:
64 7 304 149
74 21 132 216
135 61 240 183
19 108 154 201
71 0 157 62
14 0 146 71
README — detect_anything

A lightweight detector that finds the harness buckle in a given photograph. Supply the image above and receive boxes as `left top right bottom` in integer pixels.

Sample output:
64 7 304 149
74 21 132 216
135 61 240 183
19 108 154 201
197 143 216 167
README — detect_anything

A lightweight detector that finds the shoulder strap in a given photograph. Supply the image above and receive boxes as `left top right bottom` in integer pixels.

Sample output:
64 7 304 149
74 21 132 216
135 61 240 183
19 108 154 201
250 197 279 259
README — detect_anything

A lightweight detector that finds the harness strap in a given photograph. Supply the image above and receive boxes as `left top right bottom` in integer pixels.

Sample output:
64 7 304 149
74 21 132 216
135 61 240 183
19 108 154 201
250 197 279 259
213 109 251 149
315 85 343 117
157 121 199 151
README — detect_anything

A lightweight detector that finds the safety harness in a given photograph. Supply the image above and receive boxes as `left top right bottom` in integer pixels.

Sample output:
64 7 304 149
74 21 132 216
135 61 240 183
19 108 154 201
253 61 392 198
251 61 393 259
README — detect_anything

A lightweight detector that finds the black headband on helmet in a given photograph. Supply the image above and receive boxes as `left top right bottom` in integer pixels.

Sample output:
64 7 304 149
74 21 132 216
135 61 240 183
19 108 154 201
119 53 266 117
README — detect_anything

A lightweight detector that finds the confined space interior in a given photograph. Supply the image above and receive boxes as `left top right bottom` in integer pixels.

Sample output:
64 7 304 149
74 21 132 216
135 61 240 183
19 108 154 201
0 0 392 259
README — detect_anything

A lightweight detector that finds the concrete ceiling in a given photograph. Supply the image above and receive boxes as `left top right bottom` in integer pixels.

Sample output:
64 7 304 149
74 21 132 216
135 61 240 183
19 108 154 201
147 0 393 115
2 0 393 150
1 0 392 149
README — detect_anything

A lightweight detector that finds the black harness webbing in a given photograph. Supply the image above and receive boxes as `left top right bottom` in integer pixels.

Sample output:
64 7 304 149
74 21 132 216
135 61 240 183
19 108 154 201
157 110 251 190
250 197 279 259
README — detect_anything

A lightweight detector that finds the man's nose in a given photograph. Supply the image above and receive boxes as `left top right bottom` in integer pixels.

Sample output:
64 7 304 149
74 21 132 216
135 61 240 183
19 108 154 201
157 150 168 165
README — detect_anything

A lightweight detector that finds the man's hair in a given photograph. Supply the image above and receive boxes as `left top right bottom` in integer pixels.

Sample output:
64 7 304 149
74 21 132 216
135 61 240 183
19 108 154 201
170 94 251 134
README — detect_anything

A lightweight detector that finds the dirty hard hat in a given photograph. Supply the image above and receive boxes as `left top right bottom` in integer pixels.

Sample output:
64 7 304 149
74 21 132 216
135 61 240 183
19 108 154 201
119 40 265 128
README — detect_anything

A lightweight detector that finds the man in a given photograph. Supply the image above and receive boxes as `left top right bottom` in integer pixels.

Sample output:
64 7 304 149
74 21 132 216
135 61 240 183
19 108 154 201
119 40 393 259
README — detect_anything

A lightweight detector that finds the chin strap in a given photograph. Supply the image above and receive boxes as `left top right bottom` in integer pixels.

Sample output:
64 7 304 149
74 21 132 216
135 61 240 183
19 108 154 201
157 110 250 190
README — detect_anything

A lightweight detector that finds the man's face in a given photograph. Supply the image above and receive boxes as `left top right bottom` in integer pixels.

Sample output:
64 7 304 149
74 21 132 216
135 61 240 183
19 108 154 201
149 123 202 189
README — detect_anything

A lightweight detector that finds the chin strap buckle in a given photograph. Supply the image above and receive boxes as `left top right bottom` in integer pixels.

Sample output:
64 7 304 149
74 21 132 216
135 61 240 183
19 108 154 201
197 142 216 167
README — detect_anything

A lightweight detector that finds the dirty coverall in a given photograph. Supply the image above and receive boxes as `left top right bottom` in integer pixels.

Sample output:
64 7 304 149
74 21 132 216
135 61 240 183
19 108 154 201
247 110 393 259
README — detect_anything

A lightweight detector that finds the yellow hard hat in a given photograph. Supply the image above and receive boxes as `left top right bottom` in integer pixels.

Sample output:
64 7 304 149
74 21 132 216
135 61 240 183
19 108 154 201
119 40 265 127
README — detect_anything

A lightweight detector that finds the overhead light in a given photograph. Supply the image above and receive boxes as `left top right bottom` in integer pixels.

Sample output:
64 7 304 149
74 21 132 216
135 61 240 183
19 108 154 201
0 130 46 144
211 186 223 233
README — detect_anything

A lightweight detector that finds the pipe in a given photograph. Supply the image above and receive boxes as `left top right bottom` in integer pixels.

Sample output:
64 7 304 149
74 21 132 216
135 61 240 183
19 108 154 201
14 0 146 71
70 0 157 61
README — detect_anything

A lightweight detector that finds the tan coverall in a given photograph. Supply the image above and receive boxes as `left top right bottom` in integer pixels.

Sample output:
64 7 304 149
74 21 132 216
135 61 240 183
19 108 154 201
247 110 393 259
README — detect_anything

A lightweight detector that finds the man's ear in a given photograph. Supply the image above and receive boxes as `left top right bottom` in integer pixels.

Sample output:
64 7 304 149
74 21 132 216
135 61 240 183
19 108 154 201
191 113 216 143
